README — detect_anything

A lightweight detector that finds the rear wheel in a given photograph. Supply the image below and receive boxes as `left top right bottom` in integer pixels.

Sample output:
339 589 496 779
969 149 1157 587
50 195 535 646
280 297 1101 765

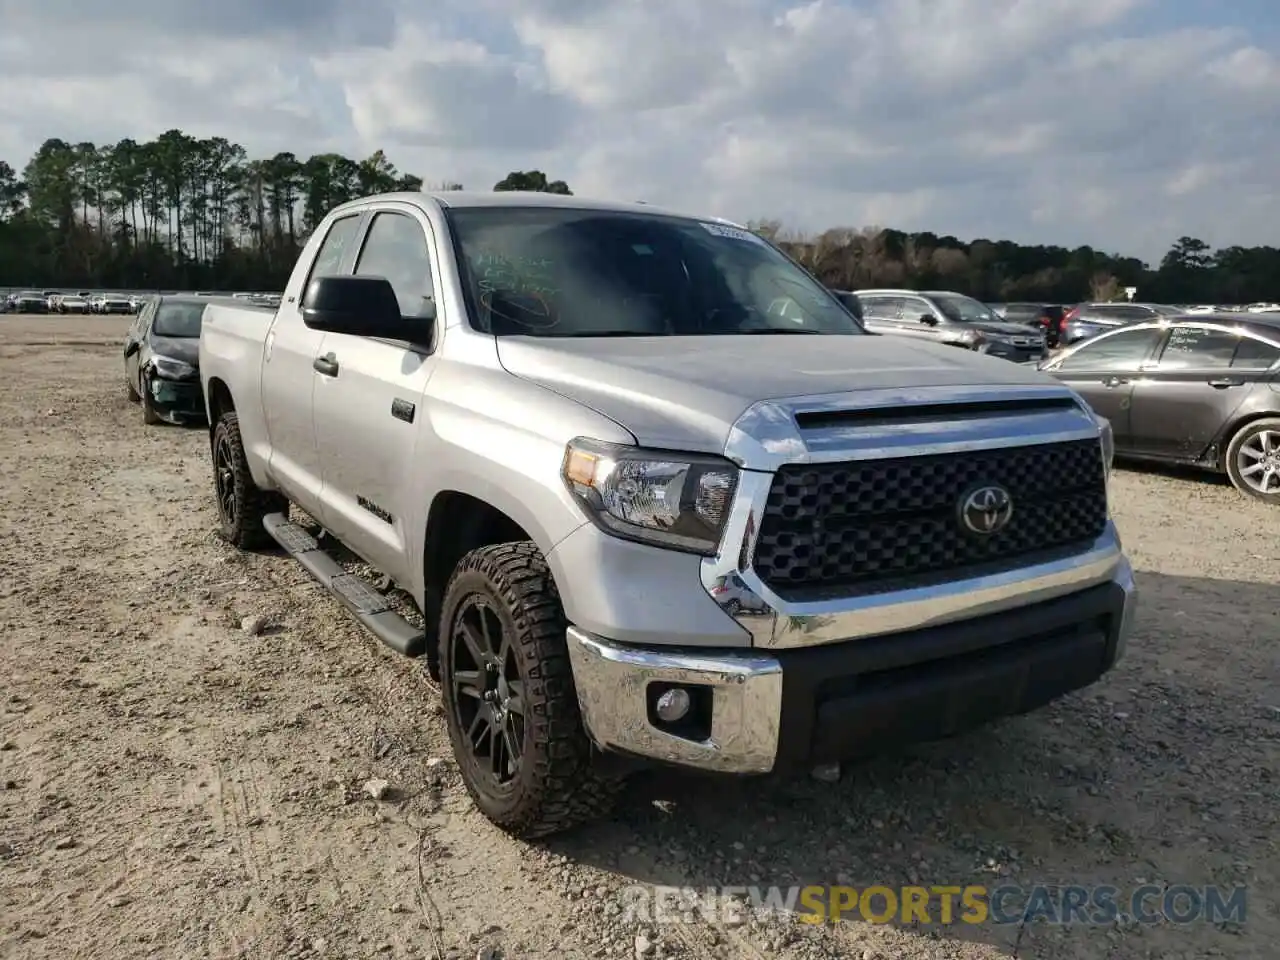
211 411 288 548
439 542 624 838
1225 418 1280 504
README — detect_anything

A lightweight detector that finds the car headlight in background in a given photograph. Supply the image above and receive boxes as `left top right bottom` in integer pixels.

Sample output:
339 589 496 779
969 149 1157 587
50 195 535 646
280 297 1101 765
562 438 738 554
150 355 196 379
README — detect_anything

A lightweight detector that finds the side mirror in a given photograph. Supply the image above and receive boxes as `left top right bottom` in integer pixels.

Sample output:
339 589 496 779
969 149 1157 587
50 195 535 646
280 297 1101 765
301 275 435 344
918 313 938 326
124 341 139 357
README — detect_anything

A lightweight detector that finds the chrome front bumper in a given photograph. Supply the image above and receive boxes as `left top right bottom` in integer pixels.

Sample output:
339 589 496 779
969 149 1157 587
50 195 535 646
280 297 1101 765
567 557 1137 774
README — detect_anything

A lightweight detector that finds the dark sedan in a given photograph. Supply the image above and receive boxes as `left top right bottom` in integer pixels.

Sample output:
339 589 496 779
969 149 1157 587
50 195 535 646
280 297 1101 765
1039 314 1280 503
123 296 208 424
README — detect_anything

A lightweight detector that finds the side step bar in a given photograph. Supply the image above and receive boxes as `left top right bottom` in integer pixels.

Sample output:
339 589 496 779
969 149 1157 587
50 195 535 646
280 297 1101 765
262 513 425 656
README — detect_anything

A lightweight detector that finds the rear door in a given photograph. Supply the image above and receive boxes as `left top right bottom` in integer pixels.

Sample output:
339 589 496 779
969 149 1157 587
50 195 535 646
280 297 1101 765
1043 326 1165 449
1129 325 1276 459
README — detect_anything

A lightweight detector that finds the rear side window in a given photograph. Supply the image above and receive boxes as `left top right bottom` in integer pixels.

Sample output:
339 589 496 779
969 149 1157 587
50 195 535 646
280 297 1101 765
1156 326 1237 369
860 296 901 320
1056 328 1163 370
1233 336 1280 369
307 214 363 286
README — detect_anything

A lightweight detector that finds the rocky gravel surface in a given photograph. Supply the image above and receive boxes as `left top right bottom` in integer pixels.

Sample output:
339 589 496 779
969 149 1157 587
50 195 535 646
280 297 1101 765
1 315 1276 959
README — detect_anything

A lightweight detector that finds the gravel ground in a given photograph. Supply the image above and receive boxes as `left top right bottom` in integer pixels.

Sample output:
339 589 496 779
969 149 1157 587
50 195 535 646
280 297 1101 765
1 315 1276 960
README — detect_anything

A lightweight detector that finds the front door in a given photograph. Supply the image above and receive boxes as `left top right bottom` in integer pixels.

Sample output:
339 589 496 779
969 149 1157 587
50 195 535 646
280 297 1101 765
311 206 443 583
262 212 366 511
1046 326 1165 450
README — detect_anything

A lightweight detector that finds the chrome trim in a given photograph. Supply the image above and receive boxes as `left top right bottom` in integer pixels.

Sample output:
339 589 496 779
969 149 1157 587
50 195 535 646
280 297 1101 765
704 384 1120 649
565 626 782 773
724 383 1100 471
1112 555 1137 665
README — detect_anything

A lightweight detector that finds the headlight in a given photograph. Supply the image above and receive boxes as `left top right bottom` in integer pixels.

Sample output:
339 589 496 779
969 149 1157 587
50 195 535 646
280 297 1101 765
151 355 195 379
561 438 739 554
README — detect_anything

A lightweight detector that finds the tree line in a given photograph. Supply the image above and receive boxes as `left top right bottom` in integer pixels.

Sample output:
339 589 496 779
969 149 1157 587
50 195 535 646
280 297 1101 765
0 129 1274 303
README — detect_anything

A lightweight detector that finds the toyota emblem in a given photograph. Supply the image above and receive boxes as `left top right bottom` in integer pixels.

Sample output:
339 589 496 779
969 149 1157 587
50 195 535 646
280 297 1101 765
958 484 1014 535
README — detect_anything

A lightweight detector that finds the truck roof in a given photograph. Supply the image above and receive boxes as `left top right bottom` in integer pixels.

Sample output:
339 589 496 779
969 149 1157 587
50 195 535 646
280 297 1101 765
332 190 742 228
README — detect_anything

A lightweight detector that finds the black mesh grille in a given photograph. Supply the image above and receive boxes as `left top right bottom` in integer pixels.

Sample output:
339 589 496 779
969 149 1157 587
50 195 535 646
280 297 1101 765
753 439 1107 597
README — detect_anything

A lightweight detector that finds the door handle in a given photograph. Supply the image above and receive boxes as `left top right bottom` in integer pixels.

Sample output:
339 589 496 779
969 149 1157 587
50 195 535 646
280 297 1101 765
1102 376 1130 387
313 353 339 377
1207 377 1243 388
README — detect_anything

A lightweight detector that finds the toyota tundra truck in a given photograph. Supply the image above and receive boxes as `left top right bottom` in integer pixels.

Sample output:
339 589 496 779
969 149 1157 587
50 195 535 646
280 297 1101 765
198 191 1136 838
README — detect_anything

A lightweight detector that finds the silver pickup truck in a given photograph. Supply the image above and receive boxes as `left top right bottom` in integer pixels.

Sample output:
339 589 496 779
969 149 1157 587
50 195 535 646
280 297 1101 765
199 191 1136 838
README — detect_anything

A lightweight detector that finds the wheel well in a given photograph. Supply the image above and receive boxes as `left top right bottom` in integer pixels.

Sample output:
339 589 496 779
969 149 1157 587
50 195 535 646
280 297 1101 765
1217 411 1280 469
421 492 534 674
206 378 234 432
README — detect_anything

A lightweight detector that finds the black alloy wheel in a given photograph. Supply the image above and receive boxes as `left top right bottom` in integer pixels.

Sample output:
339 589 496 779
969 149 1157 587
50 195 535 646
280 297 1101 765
213 428 238 531
449 595 526 787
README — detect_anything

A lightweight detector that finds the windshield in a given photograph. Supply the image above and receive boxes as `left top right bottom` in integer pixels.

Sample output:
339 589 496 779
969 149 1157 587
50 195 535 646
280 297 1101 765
152 302 205 337
931 293 1002 323
446 207 863 336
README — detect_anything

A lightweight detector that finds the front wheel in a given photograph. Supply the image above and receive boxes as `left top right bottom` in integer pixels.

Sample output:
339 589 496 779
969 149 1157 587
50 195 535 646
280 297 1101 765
211 411 288 548
1225 417 1280 504
439 542 624 838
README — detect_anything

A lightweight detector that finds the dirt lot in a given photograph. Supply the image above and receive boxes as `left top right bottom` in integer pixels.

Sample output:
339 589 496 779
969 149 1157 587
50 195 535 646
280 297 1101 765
1 314 1276 960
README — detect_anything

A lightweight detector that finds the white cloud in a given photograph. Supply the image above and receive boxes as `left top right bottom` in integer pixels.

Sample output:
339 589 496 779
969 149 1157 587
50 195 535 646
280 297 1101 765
0 0 1277 261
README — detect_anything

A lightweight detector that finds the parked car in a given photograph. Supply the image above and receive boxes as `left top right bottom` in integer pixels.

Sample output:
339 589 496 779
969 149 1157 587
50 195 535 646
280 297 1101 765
57 295 90 314
847 289 1047 362
123 296 208 424
1059 302 1182 345
101 294 137 315
1001 303 1067 347
198 191 1134 837
1039 313 1280 503
10 290 49 313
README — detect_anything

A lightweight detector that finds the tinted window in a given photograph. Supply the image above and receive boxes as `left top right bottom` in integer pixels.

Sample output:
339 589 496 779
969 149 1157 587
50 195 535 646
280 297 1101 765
447 207 861 337
1056 328 1163 370
900 298 937 321
308 214 362 285
1233 336 1280 369
1156 326 1237 369
860 296 900 320
152 301 205 337
354 212 436 318
1002 303 1041 318
931 294 1000 323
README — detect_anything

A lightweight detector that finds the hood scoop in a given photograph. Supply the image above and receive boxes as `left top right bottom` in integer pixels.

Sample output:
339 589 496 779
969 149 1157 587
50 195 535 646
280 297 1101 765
793 396 1078 432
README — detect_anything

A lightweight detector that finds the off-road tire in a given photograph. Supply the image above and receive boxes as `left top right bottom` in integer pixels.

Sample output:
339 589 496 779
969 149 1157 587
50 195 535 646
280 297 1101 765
211 411 288 549
126 375 140 402
439 541 624 838
1225 417 1280 505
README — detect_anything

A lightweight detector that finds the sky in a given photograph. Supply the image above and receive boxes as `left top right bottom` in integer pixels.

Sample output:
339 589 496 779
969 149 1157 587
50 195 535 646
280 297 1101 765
0 0 1276 264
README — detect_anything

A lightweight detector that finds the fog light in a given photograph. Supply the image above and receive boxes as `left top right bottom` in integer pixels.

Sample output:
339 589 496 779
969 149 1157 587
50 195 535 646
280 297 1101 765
655 688 691 722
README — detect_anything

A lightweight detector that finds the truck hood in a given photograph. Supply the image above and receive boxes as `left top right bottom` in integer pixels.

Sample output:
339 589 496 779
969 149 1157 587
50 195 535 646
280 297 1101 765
496 334 1056 454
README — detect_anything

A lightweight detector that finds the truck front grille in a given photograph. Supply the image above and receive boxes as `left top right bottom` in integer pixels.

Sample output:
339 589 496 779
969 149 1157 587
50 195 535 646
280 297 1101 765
752 438 1108 598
